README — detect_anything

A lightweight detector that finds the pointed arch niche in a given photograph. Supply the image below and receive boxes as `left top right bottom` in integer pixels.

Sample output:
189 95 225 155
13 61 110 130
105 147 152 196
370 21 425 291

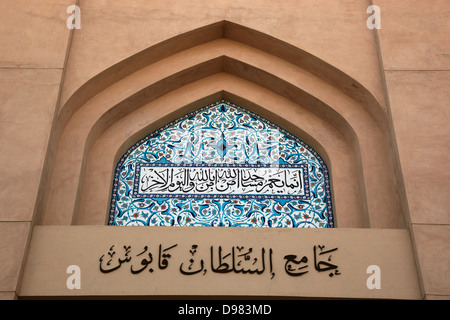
36 21 407 229
109 100 333 228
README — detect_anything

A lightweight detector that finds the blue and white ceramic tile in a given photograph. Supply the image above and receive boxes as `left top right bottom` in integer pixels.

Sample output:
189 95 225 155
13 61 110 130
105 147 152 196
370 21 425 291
109 100 334 228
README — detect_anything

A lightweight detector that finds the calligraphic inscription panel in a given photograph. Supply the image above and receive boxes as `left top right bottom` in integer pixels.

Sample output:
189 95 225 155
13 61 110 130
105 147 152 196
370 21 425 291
134 163 308 199
109 100 333 227
19 226 423 299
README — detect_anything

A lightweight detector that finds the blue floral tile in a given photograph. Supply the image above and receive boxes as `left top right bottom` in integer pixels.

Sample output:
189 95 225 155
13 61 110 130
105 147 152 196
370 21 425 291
109 100 334 228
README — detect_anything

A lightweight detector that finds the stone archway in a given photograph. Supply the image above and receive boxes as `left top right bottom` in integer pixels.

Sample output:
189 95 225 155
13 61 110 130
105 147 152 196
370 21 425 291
36 21 405 229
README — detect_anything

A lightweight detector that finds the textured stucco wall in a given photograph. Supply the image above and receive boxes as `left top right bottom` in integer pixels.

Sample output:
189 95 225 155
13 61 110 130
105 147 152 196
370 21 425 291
0 0 448 299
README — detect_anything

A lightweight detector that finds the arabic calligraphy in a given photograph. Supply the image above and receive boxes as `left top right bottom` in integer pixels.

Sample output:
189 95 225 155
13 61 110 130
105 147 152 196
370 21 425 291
284 245 341 277
99 243 340 279
109 100 334 228
209 246 275 278
134 163 308 199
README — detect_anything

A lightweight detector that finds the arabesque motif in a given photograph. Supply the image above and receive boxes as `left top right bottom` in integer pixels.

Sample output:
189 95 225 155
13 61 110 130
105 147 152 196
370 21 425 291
109 100 333 228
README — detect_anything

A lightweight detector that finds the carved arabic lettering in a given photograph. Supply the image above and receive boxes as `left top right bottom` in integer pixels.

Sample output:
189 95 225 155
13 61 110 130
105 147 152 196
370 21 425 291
98 243 340 280
179 245 206 275
283 245 340 277
210 246 275 279
99 244 177 274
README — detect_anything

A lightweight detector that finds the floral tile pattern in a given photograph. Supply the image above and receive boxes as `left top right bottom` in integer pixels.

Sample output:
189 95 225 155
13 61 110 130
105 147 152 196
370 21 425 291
109 100 333 228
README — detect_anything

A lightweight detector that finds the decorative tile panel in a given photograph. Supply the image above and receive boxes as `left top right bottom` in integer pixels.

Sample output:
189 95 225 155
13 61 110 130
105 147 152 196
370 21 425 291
109 100 333 228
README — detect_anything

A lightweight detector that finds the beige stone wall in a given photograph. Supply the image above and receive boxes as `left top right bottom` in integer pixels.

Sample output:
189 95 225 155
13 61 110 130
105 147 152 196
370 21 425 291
0 0 76 299
373 0 450 299
0 0 448 299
